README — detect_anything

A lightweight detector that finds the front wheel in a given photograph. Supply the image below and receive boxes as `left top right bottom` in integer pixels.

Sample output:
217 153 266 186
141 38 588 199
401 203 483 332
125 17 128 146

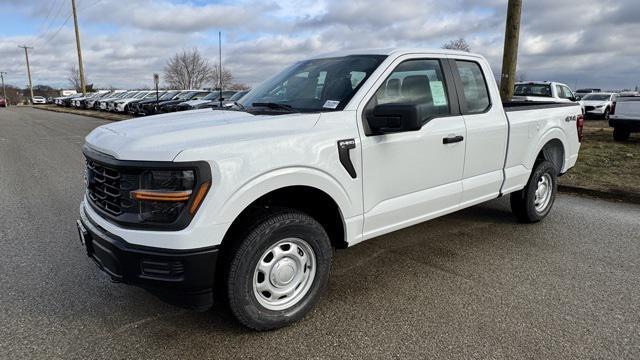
226 210 332 330
510 160 558 223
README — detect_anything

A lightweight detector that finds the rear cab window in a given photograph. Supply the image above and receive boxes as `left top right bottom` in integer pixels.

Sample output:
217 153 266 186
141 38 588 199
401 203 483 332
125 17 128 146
454 60 491 114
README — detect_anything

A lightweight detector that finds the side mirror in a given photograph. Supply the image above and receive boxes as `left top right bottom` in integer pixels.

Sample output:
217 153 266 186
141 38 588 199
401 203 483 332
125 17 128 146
366 104 423 134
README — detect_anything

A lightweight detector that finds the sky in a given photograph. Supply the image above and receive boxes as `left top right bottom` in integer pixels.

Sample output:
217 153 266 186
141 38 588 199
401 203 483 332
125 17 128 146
1 0 639 91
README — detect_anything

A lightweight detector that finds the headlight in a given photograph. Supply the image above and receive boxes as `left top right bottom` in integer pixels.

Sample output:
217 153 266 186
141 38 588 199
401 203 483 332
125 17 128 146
130 170 210 223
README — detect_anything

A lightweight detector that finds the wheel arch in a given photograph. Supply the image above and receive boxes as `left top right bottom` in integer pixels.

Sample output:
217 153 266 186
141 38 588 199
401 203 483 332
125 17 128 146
529 128 567 174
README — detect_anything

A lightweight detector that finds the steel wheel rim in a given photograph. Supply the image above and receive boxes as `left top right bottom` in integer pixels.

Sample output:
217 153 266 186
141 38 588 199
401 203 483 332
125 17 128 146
534 173 553 212
252 238 316 311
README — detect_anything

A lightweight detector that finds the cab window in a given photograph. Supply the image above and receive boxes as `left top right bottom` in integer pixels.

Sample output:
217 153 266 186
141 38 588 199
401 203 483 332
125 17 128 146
454 60 490 113
367 59 450 117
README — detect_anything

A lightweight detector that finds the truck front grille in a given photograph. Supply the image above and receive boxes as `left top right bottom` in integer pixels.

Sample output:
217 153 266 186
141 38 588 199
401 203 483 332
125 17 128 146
86 160 123 215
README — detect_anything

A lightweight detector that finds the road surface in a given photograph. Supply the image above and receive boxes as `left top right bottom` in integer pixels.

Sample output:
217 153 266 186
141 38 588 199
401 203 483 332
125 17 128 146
1 107 639 359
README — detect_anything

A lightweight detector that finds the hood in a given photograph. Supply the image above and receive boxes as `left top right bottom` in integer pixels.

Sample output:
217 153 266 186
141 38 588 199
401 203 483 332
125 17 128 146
180 99 210 107
160 99 185 106
579 100 609 107
85 109 320 161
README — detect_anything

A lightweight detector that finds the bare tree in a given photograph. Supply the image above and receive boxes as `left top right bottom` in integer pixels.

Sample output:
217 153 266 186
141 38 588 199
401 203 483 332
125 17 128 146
210 67 235 90
442 38 471 52
164 48 214 89
67 64 85 91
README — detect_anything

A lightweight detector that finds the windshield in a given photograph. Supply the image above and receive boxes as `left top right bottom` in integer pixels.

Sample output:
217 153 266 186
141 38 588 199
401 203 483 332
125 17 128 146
582 94 611 101
143 92 162 99
229 91 248 101
176 91 197 100
133 92 148 99
189 92 210 100
202 91 220 101
238 55 387 112
160 91 179 100
514 84 552 97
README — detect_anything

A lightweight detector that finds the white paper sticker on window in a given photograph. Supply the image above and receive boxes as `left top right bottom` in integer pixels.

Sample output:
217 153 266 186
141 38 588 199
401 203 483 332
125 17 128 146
323 100 340 109
430 81 447 106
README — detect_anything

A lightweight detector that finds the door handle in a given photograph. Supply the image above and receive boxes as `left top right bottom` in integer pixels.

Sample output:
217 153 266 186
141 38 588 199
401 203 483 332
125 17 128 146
442 135 464 144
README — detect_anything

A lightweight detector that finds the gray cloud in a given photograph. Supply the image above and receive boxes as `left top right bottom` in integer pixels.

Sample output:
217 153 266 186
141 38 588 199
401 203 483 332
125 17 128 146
1 0 639 90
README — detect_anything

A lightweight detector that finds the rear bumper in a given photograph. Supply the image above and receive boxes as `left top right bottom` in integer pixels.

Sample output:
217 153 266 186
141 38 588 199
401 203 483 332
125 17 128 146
78 204 219 310
609 117 640 131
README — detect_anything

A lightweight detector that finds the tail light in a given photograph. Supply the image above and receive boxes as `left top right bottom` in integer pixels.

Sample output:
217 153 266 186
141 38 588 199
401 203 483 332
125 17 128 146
610 101 616 115
576 114 584 143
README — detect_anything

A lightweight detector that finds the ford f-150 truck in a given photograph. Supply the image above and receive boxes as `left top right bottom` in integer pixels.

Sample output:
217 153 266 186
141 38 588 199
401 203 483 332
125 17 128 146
77 48 583 330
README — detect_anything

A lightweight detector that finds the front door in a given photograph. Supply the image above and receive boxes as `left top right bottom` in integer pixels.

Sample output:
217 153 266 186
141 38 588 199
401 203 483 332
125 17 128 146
357 56 466 239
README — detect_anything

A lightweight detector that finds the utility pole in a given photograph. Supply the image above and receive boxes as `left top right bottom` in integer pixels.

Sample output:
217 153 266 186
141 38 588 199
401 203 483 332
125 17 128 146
18 45 34 103
0 71 7 107
499 0 523 101
71 0 86 95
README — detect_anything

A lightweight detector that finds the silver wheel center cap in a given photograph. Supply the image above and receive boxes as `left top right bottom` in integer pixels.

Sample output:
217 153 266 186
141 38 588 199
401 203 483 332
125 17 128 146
271 258 297 286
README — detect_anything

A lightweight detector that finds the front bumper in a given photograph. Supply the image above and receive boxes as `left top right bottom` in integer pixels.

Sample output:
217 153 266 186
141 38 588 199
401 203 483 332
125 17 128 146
78 204 219 310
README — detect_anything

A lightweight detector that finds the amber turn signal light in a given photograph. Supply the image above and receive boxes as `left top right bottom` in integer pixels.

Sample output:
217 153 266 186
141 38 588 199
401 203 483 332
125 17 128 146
131 189 192 202
189 181 211 215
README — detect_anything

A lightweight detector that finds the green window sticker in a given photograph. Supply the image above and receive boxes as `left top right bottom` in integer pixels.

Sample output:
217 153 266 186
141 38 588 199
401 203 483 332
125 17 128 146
430 81 447 106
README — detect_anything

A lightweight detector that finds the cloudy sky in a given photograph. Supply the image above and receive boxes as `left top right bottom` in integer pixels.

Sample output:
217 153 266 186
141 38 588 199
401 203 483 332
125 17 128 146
1 0 639 90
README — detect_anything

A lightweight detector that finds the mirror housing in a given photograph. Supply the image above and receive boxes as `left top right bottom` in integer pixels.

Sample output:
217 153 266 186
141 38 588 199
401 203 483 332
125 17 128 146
366 104 423 134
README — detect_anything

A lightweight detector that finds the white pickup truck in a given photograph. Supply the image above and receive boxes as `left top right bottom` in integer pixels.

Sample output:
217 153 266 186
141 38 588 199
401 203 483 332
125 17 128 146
77 48 583 330
609 95 640 141
512 81 577 103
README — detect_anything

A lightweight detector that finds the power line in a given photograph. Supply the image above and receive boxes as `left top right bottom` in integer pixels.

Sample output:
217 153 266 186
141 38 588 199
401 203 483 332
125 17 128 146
28 0 67 47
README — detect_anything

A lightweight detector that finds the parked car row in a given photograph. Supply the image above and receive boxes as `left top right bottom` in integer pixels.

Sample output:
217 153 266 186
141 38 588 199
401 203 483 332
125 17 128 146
53 88 249 117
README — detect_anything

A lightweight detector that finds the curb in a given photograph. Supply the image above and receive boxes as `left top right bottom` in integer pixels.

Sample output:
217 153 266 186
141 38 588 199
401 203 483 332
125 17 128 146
31 105 131 122
558 184 640 205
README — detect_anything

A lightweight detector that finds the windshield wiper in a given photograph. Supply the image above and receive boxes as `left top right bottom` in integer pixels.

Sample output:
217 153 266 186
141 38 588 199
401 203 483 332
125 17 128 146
232 101 245 110
251 102 298 112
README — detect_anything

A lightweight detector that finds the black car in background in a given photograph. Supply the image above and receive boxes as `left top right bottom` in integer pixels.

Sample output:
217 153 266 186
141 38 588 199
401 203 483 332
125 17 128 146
127 91 167 115
157 90 210 113
138 90 184 116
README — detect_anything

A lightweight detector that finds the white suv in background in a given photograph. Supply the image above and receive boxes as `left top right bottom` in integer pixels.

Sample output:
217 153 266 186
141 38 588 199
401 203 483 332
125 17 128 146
579 93 617 119
512 81 577 103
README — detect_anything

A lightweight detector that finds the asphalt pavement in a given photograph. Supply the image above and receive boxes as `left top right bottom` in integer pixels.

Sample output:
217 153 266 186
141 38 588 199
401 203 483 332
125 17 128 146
1 106 639 359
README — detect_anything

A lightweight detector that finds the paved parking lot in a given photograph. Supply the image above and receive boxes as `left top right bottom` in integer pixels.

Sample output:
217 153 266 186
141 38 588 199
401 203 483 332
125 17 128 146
1 107 639 359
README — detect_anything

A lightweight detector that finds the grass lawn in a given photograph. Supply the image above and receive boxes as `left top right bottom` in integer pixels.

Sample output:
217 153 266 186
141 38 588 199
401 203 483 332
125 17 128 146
560 120 640 195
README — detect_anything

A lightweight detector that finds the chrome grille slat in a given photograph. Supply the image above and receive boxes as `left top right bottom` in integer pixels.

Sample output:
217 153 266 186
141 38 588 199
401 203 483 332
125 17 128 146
86 160 125 216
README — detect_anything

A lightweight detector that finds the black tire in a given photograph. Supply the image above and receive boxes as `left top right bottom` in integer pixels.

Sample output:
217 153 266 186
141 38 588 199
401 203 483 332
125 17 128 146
603 107 610 120
510 160 558 223
226 209 332 331
613 127 630 142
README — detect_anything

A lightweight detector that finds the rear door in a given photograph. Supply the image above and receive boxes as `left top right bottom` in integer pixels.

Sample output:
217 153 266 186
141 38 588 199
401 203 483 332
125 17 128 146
449 56 508 207
357 54 466 239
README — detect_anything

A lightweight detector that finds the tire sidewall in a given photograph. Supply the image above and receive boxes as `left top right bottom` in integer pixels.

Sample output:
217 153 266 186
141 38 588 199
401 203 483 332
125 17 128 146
524 161 558 221
228 213 332 330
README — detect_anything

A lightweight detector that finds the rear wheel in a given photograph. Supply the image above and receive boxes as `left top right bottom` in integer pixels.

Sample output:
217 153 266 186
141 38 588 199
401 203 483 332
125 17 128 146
613 127 630 141
225 209 332 330
510 160 558 223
